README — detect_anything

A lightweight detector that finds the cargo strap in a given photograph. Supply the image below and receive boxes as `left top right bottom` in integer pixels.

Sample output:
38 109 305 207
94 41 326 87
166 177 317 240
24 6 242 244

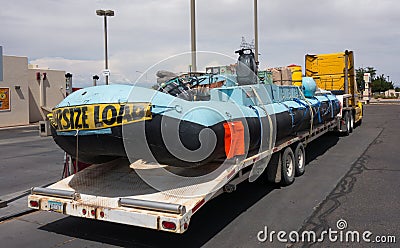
298 89 314 145
292 98 312 128
310 97 323 123
152 105 179 114
249 105 263 141
321 94 333 119
281 102 295 128
75 130 79 173
248 86 275 182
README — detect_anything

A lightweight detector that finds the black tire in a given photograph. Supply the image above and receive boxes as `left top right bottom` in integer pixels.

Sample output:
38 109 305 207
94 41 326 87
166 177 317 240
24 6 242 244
294 143 306 176
343 111 350 136
357 118 362 126
281 147 295 186
349 113 354 133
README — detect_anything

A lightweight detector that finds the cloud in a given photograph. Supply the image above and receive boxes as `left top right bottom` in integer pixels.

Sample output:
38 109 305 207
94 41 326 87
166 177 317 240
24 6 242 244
1 0 399 87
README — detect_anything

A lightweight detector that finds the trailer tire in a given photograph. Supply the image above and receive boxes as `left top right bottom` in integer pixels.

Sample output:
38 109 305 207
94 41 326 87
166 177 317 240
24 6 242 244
349 113 354 133
281 147 295 186
343 111 350 136
294 143 306 176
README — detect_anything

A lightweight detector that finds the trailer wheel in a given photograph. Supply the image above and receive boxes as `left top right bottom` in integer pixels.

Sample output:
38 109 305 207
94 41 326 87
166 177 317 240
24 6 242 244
281 147 295 186
294 143 305 176
343 112 350 136
349 113 354 133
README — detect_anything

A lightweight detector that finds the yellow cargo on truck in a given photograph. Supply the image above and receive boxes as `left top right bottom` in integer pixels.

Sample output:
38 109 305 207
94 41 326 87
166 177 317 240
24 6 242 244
305 50 363 135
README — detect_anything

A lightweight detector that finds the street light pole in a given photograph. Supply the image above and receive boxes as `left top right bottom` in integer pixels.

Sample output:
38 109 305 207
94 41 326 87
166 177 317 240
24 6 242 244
190 0 197 73
254 0 259 64
104 14 109 84
96 9 114 85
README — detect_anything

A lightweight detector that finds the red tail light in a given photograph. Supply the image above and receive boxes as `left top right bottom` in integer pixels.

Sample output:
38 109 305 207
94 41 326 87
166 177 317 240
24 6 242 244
82 209 87 215
30 200 39 208
100 211 105 218
162 221 176 230
90 210 96 216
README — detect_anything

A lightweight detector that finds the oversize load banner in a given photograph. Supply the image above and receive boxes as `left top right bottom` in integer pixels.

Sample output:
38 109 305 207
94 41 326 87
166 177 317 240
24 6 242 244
51 102 152 131
0 87 10 111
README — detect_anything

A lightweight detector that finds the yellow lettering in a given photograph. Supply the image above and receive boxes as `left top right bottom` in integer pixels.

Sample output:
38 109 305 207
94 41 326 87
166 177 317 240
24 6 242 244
52 103 152 131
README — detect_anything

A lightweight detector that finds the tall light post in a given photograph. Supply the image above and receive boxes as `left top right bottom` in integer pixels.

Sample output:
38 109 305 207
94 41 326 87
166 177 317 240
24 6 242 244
190 0 197 73
96 9 114 85
254 0 259 65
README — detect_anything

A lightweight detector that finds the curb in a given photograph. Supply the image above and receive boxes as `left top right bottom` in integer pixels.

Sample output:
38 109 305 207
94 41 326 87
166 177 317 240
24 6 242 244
0 182 55 222
0 124 38 131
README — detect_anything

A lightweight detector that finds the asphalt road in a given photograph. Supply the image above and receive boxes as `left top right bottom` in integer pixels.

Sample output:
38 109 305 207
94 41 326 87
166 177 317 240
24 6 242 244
0 126 64 197
0 104 398 247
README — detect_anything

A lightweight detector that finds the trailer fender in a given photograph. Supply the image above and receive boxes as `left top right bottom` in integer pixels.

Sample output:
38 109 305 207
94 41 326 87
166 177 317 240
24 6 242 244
266 152 281 183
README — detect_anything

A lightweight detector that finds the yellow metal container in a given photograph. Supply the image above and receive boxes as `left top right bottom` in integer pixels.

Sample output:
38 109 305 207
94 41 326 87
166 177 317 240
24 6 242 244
288 64 302 86
305 51 357 106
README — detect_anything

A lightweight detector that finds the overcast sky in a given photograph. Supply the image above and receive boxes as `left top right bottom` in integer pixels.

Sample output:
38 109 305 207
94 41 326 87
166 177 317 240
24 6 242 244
1 0 399 87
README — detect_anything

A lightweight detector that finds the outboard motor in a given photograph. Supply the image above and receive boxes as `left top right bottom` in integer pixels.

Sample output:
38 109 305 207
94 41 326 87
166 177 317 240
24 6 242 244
235 48 258 85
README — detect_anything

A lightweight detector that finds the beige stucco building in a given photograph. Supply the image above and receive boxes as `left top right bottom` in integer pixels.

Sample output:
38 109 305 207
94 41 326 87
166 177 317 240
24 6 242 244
384 89 399 98
0 47 66 127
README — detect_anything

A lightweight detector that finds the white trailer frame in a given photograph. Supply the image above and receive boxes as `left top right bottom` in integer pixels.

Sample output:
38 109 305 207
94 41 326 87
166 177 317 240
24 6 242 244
28 119 339 234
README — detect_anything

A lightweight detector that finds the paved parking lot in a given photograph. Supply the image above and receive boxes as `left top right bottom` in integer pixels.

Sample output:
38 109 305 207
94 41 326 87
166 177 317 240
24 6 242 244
0 104 398 247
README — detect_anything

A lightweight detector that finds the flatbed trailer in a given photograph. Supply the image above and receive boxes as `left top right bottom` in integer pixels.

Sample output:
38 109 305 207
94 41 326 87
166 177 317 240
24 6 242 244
28 116 342 233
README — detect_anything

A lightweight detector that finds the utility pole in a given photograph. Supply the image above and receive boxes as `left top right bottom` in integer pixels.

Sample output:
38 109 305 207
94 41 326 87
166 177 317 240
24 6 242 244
254 0 259 64
190 0 197 72
96 9 114 85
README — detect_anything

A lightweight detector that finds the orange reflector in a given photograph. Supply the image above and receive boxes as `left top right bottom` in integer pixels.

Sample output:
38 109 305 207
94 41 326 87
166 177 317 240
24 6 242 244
223 121 245 159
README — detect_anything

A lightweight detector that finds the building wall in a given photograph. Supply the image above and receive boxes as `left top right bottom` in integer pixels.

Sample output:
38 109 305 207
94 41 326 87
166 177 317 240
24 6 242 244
0 46 3 81
0 56 30 127
0 54 66 127
28 67 66 123
384 89 396 98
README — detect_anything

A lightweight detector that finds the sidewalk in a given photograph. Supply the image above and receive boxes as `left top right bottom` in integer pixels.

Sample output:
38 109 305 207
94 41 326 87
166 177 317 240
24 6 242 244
0 123 38 131
368 98 400 104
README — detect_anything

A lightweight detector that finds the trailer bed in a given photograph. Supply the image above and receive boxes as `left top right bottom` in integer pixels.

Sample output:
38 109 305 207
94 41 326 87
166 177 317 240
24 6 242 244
28 119 338 233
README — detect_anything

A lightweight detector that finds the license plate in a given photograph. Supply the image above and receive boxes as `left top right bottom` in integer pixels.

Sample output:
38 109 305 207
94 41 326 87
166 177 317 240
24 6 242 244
48 200 63 213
